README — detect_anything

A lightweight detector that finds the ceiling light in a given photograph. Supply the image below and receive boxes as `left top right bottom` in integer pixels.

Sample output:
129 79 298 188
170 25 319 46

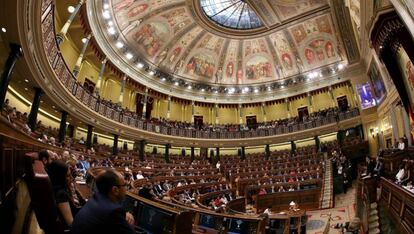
107 21 114 26
187 85 192 90
1 27 6 33
379 45 383 49
214 90 218 94
254 88 259 93
125 53 133 60
243 87 250 93
161 77 166 81
228 87 235 94
201 88 205 92
81 38 87 43
174 81 179 86
24 88 28 91
24 79 29 83
103 3 109 9
116 41 124 48
137 63 144 69
337 64 344 70
280 85 285 88
67 6 75 13
102 11 111 19
107 27 116 35
52 106 55 109
267 86 272 91
148 70 155 76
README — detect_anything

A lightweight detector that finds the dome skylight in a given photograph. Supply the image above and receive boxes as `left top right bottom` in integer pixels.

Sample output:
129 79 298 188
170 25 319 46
200 0 263 30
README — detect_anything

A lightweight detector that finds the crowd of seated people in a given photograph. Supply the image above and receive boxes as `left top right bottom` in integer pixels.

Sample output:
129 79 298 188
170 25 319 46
143 106 357 132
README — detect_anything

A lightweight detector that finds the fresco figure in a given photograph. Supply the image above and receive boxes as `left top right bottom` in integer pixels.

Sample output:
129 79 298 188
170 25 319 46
281 54 293 69
305 49 315 64
407 61 414 90
226 62 234 77
114 0 136 12
325 42 335 58
128 4 149 18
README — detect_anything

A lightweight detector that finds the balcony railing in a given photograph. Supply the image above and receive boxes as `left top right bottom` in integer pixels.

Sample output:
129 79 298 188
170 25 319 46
40 2 360 140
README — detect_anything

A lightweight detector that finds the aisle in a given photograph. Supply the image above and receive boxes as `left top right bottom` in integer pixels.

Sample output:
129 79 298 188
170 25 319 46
306 183 356 234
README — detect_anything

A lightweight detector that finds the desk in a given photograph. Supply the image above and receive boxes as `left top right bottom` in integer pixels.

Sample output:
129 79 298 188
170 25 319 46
379 178 414 234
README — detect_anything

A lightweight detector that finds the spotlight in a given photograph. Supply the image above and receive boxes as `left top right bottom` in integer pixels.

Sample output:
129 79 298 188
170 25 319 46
107 27 116 35
148 70 155 76
116 41 124 48
81 38 88 43
67 6 75 13
137 63 144 69
337 64 344 70
102 11 111 19
125 53 133 60
174 81 179 86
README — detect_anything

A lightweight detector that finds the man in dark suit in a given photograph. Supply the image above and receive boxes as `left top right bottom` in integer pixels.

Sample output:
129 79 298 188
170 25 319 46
373 157 383 178
71 170 135 234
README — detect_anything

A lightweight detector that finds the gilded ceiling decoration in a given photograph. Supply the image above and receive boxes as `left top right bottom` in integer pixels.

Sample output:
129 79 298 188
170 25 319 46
109 0 344 86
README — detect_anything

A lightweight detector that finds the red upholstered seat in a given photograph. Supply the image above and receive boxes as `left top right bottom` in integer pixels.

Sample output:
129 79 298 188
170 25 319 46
24 153 65 234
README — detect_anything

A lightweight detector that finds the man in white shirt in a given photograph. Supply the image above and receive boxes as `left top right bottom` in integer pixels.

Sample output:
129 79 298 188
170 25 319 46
398 138 406 150
136 171 144 180
264 206 272 215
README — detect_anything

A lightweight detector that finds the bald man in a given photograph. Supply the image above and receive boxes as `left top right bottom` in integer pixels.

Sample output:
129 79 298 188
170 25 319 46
71 170 135 234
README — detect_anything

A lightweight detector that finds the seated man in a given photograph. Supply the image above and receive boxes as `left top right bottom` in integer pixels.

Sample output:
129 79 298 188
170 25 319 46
71 170 135 234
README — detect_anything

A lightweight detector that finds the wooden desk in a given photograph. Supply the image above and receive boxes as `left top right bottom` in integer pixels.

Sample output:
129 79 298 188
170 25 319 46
379 178 414 234
254 188 321 213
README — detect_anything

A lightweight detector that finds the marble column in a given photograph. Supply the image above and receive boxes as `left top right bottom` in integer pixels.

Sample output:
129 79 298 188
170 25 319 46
165 144 171 163
389 106 400 143
261 102 267 122
27 88 44 132
307 92 313 113
0 43 23 109
190 147 195 161
138 140 146 161
58 111 68 143
191 100 195 123
238 104 243 125
285 98 291 118
167 96 171 120
56 0 86 45
113 134 119 155
328 86 336 107
94 58 107 96
118 75 127 106
73 33 92 78
215 103 219 124
86 124 93 149
142 87 148 119
401 106 413 146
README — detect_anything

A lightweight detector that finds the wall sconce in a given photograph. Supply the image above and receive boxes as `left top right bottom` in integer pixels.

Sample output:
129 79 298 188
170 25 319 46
370 127 379 138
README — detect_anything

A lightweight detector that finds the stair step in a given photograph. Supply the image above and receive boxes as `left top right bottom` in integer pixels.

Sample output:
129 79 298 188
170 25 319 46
368 221 379 229
368 228 380 234
368 216 379 223
370 203 378 209
369 209 378 216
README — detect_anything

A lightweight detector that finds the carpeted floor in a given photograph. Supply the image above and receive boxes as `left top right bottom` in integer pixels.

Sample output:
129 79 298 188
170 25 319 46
306 183 356 234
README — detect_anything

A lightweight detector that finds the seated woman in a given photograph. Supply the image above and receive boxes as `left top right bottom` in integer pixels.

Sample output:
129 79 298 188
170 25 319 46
47 160 79 228
396 163 410 185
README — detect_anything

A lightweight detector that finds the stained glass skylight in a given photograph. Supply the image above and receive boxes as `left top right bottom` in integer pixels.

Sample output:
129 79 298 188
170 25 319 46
200 0 263 30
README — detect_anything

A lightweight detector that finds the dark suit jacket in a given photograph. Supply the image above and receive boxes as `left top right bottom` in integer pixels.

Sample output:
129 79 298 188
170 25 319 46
71 193 135 234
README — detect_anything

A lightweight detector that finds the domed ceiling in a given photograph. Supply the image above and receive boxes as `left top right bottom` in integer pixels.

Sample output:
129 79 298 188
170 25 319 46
87 0 356 102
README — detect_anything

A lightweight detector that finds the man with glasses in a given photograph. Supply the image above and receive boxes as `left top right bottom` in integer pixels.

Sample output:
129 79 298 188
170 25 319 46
71 169 135 234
